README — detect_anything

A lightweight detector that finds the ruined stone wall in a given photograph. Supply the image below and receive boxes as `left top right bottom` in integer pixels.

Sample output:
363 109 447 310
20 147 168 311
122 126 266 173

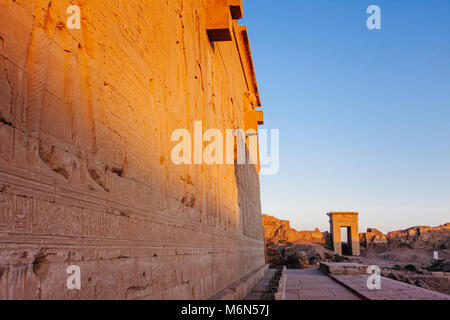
360 224 450 250
262 214 326 245
0 0 265 299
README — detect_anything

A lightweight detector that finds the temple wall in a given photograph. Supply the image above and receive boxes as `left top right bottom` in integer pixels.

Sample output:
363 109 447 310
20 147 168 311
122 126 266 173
0 0 265 299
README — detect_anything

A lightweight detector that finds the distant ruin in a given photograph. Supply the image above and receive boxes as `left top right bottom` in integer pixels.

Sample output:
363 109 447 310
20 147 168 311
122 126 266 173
327 212 360 256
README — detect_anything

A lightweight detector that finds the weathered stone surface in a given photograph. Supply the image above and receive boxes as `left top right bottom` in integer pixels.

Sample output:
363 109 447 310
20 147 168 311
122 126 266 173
360 223 450 250
284 269 361 300
360 228 388 247
297 251 309 269
0 0 265 299
425 260 450 273
229 0 244 20
330 274 450 300
265 245 283 268
262 214 325 244
319 262 368 275
211 264 268 300
383 269 450 296
206 0 233 41
387 224 450 249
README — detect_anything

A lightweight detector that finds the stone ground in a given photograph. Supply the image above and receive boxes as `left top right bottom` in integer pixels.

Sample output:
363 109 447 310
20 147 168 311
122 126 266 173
246 268 450 300
284 269 361 300
331 274 450 300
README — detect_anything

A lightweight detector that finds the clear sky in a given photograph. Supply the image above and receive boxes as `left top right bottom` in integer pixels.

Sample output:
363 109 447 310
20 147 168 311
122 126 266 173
241 0 450 233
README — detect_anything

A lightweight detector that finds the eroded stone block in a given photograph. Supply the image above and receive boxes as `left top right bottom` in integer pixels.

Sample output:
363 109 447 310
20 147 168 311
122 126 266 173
229 0 244 20
206 0 233 41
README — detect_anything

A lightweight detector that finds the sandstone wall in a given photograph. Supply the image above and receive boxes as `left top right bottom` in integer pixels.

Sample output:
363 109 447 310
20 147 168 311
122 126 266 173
0 0 265 299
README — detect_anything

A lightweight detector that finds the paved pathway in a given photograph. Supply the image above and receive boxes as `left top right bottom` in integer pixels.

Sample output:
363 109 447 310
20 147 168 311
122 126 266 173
285 269 361 300
247 267 450 300
331 274 450 300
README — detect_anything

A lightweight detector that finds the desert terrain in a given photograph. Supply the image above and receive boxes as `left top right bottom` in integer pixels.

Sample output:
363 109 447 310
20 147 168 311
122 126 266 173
263 214 450 295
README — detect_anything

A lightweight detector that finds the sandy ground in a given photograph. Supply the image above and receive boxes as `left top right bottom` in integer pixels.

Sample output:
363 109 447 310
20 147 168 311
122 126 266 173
268 243 450 296
354 247 450 295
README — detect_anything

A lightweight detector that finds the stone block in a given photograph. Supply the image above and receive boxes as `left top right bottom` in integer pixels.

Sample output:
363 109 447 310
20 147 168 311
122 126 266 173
229 0 244 19
228 279 249 300
209 288 236 300
206 0 233 41
320 262 369 275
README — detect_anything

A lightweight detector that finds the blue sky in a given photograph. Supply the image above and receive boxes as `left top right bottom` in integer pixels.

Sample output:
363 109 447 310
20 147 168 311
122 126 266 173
241 0 450 233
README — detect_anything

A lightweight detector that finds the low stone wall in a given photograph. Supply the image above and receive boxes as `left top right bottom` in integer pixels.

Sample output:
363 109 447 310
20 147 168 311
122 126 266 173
208 264 269 300
274 266 286 300
320 262 368 275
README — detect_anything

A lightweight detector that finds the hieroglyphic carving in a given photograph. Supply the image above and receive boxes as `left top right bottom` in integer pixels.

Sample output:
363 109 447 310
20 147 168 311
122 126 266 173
0 193 14 232
0 0 265 299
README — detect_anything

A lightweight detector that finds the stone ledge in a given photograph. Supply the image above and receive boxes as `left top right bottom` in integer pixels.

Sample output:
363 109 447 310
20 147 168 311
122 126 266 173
208 264 269 300
206 0 233 41
320 262 368 275
208 288 236 300
326 274 370 300
229 0 244 20
274 266 286 300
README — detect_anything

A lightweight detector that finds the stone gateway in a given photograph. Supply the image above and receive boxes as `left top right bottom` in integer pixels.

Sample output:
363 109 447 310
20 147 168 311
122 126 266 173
327 212 361 256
